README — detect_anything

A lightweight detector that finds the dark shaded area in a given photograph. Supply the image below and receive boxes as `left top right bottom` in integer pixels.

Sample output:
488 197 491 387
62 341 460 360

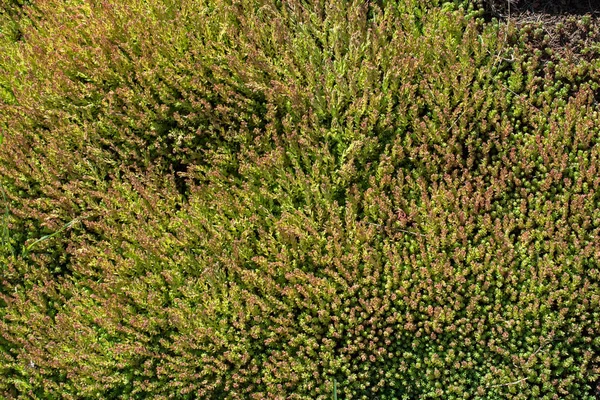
481 0 600 60
485 0 600 16
520 0 600 15
515 11 600 59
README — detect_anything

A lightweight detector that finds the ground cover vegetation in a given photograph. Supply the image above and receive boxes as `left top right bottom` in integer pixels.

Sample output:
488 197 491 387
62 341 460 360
0 0 599 398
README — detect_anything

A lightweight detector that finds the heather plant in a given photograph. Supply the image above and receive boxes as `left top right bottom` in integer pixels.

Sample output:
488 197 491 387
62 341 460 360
1 0 600 399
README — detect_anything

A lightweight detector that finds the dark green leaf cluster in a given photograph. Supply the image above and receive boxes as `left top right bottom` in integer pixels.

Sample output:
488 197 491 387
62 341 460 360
0 0 599 398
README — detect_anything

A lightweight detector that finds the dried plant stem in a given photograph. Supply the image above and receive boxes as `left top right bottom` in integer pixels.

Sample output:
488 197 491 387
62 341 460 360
367 221 427 237
486 377 528 388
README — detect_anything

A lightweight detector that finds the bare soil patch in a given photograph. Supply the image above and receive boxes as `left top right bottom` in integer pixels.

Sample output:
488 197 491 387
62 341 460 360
482 0 600 59
486 0 600 16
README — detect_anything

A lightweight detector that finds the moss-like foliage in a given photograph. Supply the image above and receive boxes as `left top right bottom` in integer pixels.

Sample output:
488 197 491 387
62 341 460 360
1 0 599 399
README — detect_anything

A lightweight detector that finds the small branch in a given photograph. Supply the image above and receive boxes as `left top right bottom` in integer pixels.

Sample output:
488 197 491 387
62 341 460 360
397 228 427 237
528 343 545 360
447 106 465 134
23 217 85 255
367 222 427 237
486 377 528 389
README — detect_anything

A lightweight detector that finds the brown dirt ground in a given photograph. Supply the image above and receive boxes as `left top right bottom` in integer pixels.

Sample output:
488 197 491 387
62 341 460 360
486 0 600 16
483 0 600 60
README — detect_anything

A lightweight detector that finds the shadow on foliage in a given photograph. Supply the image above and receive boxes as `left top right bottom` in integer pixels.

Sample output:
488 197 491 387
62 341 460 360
485 0 600 16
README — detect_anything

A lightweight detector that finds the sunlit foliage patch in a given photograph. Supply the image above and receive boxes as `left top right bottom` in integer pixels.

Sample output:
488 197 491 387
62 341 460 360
1 1 599 398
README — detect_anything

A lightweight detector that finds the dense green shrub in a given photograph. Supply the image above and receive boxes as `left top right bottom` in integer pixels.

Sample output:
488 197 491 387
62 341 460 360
1 0 599 398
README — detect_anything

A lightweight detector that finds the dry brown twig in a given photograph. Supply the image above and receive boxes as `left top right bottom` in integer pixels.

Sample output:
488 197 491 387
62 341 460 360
485 377 528 389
